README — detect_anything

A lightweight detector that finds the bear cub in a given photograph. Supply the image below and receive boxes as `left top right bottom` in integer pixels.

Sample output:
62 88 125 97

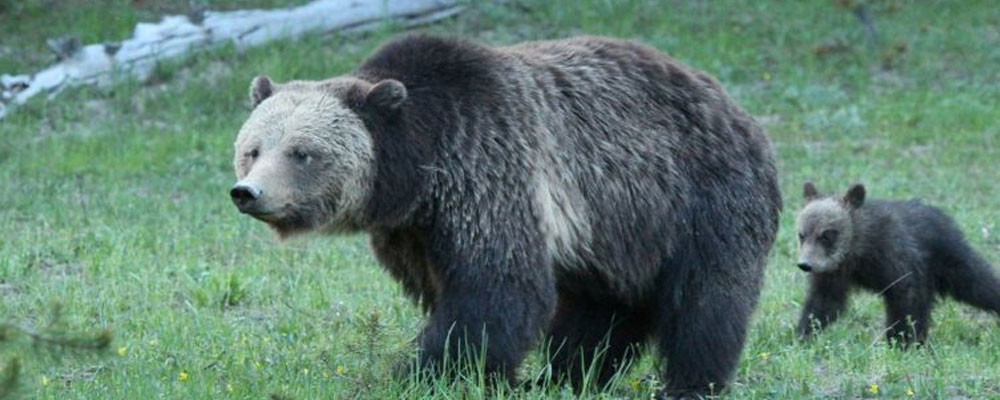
795 182 1000 345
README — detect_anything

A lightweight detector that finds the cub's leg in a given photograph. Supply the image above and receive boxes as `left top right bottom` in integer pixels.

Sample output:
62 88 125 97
882 284 933 347
797 272 851 339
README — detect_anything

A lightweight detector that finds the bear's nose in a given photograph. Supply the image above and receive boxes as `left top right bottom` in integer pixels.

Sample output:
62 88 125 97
230 183 263 211
797 262 813 272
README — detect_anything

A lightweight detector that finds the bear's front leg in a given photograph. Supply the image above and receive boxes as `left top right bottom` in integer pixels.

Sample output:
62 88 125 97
415 210 557 383
797 272 851 339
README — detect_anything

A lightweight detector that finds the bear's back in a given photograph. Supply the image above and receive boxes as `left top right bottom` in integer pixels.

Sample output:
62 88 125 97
353 34 781 311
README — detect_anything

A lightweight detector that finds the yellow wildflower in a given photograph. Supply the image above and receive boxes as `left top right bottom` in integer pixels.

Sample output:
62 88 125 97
117 346 128 357
758 352 770 361
336 365 346 374
227 384 234 392
302 368 309 375
179 371 190 382
868 384 879 395
40 376 50 386
628 378 641 391
907 388 915 397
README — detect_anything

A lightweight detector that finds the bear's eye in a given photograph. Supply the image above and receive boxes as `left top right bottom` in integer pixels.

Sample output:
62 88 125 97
797 233 805 243
246 148 259 159
290 149 310 163
819 229 839 245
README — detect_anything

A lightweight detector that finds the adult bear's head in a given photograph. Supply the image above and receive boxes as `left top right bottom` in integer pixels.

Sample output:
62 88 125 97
230 75 407 238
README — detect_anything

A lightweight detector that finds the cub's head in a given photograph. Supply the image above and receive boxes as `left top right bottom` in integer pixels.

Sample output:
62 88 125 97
795 182 866 273
230 75 407 238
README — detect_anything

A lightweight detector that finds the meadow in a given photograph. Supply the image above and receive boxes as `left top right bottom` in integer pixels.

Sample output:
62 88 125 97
2 0 999 398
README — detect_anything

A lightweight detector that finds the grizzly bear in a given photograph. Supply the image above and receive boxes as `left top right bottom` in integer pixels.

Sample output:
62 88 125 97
796 182 1000 345
229 34 781 397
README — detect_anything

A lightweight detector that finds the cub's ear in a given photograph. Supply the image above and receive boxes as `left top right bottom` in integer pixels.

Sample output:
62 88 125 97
250 75 274 108
844 183 866 209
365 79 407 111
803 182 819 202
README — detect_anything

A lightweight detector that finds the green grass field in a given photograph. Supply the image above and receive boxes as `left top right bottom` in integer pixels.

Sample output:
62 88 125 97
2 0 999 398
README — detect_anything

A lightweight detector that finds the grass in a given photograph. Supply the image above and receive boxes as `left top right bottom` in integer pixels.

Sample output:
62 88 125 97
2 0 1000 398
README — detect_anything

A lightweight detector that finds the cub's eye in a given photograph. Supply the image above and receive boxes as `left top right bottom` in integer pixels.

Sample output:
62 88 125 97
819 229 839 245
246 148 259 158
797 233 805 243
290 149 309 163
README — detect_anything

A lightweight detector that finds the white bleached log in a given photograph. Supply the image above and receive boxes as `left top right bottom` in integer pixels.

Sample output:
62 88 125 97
0 0 461 120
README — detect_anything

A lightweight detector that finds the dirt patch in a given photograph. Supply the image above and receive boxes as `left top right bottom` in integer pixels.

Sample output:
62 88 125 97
226 307 278 327
0 282 19 298
57 365 106 386
26 252 85 279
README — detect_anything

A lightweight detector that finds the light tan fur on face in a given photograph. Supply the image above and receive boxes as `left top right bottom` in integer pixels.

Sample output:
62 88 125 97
796 198 853 273
533 171 592 267
233 78 375 236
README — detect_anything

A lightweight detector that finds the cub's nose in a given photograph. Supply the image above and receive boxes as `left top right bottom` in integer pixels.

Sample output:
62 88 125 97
230 183 263 212
797 262 813 272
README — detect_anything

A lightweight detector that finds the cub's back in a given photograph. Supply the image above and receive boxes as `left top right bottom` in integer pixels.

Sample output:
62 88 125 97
871 199 966 259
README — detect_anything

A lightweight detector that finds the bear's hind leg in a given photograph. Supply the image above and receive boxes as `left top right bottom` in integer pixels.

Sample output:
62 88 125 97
545 293 653 391
883 287 932 347
656 239 764 397
657 285 756 397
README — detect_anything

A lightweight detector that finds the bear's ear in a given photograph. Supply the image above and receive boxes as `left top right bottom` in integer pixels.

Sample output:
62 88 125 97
365 79 407 111
250 75 274 108
803 182 819 202
843 183 866 209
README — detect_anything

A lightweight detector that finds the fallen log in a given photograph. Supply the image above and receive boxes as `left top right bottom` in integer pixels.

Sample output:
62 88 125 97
0 0 462 120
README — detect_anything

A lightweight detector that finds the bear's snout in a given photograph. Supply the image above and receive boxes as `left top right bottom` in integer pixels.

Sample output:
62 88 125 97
230 183 264 214
797 262 813 272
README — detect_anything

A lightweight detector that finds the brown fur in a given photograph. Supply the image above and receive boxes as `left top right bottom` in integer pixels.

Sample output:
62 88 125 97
231 34 782 397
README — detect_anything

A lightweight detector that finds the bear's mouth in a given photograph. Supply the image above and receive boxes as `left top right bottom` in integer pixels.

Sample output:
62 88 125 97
240 201 333 237
265 211 318 239
248 211 281 223
240 204 291 223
